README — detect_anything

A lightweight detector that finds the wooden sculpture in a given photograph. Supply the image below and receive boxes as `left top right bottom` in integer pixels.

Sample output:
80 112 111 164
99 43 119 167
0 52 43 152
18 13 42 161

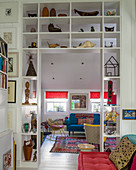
50 8 56 16
74 9 99 16
47 42 59 48
24 81 30 105
48 23 62 32
42 7 49 17
26 55 37 76
77 40 96 48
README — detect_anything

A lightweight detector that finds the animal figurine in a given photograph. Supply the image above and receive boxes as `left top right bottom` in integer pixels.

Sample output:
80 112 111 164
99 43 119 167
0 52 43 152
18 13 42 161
74 9 99 16
77 40 96 48
47 42 59 48
48 23 62 32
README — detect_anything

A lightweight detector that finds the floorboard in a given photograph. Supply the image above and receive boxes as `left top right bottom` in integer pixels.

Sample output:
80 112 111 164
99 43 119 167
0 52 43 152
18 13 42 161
17 133 80 170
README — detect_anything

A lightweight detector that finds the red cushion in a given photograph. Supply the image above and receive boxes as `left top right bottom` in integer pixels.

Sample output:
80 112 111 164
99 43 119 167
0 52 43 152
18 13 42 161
78 152 117 170
130 153 136 170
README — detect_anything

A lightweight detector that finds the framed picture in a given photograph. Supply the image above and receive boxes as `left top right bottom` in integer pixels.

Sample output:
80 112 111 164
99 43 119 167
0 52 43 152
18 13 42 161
0 2 18 23
8 80 16 103
0 27 17 49
3 150 11 170
8 52 19 77
123 109 136 120
70 93 88 111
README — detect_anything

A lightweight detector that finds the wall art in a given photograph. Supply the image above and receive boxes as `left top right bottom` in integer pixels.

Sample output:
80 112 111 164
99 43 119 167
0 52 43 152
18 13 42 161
0 2 18 23
8 80 16 103
70 93 88 111
8 52 19 77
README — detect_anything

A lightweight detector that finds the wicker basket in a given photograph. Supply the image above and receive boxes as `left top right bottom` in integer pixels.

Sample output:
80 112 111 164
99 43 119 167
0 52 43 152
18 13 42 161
23 139 33 161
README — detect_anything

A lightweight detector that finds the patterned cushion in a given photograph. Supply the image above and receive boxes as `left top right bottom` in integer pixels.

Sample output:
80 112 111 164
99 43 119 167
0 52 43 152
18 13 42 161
109 137 136 170
78 118 94 125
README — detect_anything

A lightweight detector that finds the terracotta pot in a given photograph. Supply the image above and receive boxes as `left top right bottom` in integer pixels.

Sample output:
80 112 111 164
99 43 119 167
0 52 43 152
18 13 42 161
23 139 33 161
42 7 49 17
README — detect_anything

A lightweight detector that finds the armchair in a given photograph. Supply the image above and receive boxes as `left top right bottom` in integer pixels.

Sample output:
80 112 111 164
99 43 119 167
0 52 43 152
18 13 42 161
84 124 106 151
47 119 66 140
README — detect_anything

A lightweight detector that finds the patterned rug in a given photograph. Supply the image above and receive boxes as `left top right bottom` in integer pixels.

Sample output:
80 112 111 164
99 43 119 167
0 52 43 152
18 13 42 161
50 136 116 153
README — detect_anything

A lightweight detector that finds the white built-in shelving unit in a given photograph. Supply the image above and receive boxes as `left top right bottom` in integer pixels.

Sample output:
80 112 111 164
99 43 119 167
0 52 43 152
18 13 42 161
21 0 121 166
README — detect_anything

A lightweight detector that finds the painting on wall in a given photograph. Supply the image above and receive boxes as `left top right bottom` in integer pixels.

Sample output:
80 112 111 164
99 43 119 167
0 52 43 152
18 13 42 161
0 27 17 49
3 150 11 170
8 80 16 103
8 52 19 77
0 2 18 23
70 93 88 111
123 109 136 120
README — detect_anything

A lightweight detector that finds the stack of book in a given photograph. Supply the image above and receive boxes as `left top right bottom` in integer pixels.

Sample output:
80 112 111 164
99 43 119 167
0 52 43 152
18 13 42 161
0 74 7 89
0 57 7 73
0 41 7 57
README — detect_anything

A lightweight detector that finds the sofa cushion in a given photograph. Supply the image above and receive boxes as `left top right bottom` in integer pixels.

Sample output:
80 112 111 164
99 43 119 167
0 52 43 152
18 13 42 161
109 137 136 170
78 118 94 125
130 153 136 170
78 152 117 170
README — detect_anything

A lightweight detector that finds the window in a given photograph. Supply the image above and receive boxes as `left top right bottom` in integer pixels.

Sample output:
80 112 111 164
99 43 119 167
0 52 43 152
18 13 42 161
45 91 68 113
46 99 67 112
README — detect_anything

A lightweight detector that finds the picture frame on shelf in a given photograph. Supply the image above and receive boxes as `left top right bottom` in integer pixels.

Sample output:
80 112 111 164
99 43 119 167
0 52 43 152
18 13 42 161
0 2 18 23
8 80 16 103
70 93 88 111
122 109 136 120
0 27 17 49
8 52 19 77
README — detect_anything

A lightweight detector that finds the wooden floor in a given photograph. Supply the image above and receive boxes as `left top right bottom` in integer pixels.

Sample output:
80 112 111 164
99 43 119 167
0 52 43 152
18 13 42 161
17 133 80 170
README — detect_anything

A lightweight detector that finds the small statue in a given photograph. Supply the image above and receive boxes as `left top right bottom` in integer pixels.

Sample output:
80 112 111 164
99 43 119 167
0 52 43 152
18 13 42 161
91 26 95 32
48 23 62 32
33 151 37 162
77 40 96 48
79 28 84 32
26 55 37 76
24 81 30 104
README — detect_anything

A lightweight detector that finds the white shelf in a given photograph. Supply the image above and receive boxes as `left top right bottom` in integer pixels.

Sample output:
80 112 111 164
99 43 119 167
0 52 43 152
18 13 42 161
21 132 37 135
104 76 120 80
22 76 37 80
22 104 37 107
104 133 120 138
104 105 121 108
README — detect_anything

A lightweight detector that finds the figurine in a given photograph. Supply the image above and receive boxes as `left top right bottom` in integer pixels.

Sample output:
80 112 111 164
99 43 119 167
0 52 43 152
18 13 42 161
28 13 37 17
26 55 37 76
77 40 96 48
48 23 62 32
91 26 95 32
31 28 36 32
79 28 84 32
28 42 37 48
74 9 99 16
105 27 114 32
42 7 49 17
105 41 113 48
33 151 37 162
24 81 30 104
50 8 56 16
47 42 60 48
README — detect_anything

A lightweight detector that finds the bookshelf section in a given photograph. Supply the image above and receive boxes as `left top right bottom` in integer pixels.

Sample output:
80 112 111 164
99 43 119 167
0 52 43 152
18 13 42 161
0 38 8 90
21 0 121 162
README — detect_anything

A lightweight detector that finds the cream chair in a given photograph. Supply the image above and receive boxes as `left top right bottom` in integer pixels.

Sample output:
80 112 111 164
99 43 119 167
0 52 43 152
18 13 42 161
84 124 106 151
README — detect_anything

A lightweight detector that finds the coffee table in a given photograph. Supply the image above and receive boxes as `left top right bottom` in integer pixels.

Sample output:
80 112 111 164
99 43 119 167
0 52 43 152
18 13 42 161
78 143 95 152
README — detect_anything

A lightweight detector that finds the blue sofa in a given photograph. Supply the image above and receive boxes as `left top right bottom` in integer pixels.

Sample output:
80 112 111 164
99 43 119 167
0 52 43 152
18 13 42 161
66 113 100 135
